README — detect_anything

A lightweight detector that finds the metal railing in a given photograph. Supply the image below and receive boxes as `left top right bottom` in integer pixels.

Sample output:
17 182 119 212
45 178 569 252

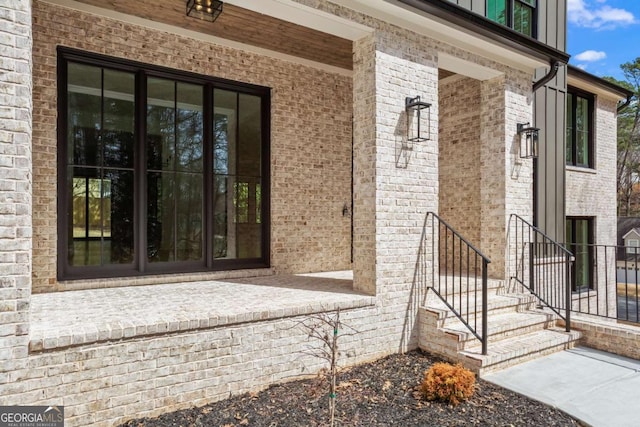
569 244 640 324
426 212 491 355
508 214 573 331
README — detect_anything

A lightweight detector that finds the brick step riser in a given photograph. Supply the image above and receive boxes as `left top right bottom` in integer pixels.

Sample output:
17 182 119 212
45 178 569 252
474 332 582 376
424 309 558 349
426 298 540 322
455 318 558 350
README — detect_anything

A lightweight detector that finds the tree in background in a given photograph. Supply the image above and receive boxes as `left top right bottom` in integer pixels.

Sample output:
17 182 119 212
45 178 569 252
606 58 640 216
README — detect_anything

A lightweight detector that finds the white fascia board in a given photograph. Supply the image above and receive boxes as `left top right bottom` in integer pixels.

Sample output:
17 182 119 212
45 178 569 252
439 53 503 81
331 0 548 73
225 0 373 40
41 0 354 76
622 229 640 240
568 75 629 102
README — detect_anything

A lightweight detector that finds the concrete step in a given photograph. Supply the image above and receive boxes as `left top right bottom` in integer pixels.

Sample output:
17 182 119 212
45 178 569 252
460 327 582 375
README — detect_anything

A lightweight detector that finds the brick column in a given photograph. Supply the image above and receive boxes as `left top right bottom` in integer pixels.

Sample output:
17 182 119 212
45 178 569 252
352 31 439 302
0 0 33 388
480 74 534 278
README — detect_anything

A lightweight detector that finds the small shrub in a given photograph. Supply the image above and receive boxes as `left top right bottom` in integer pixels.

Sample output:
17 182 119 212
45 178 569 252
421 362 476 406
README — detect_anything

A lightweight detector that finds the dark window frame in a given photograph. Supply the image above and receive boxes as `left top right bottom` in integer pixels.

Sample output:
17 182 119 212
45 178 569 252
566 86 595 169
485 0 538 38
566 216 594 291
57 47 271 280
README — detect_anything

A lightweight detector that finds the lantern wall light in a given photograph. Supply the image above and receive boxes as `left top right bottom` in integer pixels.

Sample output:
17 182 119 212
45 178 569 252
186 0 223 22
405 95 431 143
517 122 539 159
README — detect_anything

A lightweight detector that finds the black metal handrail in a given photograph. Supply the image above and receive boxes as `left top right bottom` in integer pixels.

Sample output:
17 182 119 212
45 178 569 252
426 212 491 355
508 214 573 331
568 243 639 323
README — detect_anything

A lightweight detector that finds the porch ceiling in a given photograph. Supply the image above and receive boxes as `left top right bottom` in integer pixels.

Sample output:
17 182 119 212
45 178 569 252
71 0 354 70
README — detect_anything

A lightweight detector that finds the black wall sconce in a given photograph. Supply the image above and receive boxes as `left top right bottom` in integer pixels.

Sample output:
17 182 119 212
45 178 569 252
186 0 223 22
517 122 539 159
405 95 431 143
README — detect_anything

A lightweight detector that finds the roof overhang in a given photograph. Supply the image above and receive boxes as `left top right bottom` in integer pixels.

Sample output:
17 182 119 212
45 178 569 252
568 65 634 101
329 0 569 73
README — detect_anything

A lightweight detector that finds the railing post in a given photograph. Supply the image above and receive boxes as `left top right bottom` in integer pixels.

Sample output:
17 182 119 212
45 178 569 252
481 259 488 355
529 242 534 292
565 254 571 332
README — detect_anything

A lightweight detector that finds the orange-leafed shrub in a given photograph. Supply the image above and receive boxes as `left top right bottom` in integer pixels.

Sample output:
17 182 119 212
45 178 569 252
421 362 476 406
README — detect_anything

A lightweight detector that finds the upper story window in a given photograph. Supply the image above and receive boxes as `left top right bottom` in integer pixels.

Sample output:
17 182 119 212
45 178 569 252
58 48 270 280
566 87 594 168
486 0 537 37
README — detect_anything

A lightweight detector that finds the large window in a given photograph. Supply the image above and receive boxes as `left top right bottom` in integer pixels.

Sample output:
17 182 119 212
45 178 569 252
486 0 536 37
58 48 270 279
566 87 594 168
566 217 594 291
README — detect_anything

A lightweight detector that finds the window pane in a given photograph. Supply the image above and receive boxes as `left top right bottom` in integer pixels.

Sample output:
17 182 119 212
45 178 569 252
147 79 204 263
213 89 237 175
67 62 135 269
68 63 101 167
176 172 203 261
574 220 590 289
213 90 262 261
577 130 589 166
566 94 574 164
576 96 590 166
238 94 262 177
147 171 176 262
514 3 534 36
103 69 135 168
147 78 176 171
487 0 508 24
68 167 133 266
104 169 134 264
176 82 204 173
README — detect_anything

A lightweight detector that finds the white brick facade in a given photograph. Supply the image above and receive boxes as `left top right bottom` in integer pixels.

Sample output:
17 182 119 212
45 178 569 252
1 0 612 425
0 0 32 388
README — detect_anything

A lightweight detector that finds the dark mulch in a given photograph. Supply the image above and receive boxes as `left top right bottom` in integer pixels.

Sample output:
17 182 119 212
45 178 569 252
120 350 580 427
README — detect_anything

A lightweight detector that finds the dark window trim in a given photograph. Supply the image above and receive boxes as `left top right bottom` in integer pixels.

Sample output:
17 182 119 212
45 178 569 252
485 0 538 38
57 46 271 280
566 216 594 291
566 85 595 169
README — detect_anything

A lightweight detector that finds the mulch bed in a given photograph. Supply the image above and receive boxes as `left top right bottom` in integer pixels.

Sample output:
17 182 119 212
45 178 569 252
120 350 580 427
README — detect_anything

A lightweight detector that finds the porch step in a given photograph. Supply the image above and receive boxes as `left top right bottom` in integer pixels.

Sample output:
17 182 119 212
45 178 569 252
425 292 540 320
460 327 582 375
430 277 505 297
419 276 582 376
439 310 558 350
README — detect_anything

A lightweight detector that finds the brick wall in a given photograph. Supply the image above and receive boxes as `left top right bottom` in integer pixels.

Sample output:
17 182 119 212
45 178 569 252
439 77 481 245
2 0 551 425
566 96 618 314
31 0 353 292
0 0 32 389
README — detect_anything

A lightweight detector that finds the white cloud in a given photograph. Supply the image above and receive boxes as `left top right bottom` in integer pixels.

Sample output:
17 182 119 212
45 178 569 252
574 50 607 61
568 0 636 29
575 64 588 70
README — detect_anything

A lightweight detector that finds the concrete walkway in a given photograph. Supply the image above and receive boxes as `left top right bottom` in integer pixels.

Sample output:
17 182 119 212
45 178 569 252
484 347 640 427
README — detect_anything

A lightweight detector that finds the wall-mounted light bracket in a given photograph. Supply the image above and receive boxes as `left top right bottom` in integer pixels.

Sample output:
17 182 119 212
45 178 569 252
405 95 431 143
517 122 539 159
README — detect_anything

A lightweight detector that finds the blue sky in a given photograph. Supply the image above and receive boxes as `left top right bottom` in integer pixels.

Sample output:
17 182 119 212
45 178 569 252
567 0 640 80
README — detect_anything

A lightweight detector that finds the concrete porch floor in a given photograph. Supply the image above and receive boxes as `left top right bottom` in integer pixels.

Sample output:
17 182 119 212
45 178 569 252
29 271 375 352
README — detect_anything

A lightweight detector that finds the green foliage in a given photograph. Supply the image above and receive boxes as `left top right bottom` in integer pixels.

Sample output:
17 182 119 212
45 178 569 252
420 362 476 406
608 58 640 215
